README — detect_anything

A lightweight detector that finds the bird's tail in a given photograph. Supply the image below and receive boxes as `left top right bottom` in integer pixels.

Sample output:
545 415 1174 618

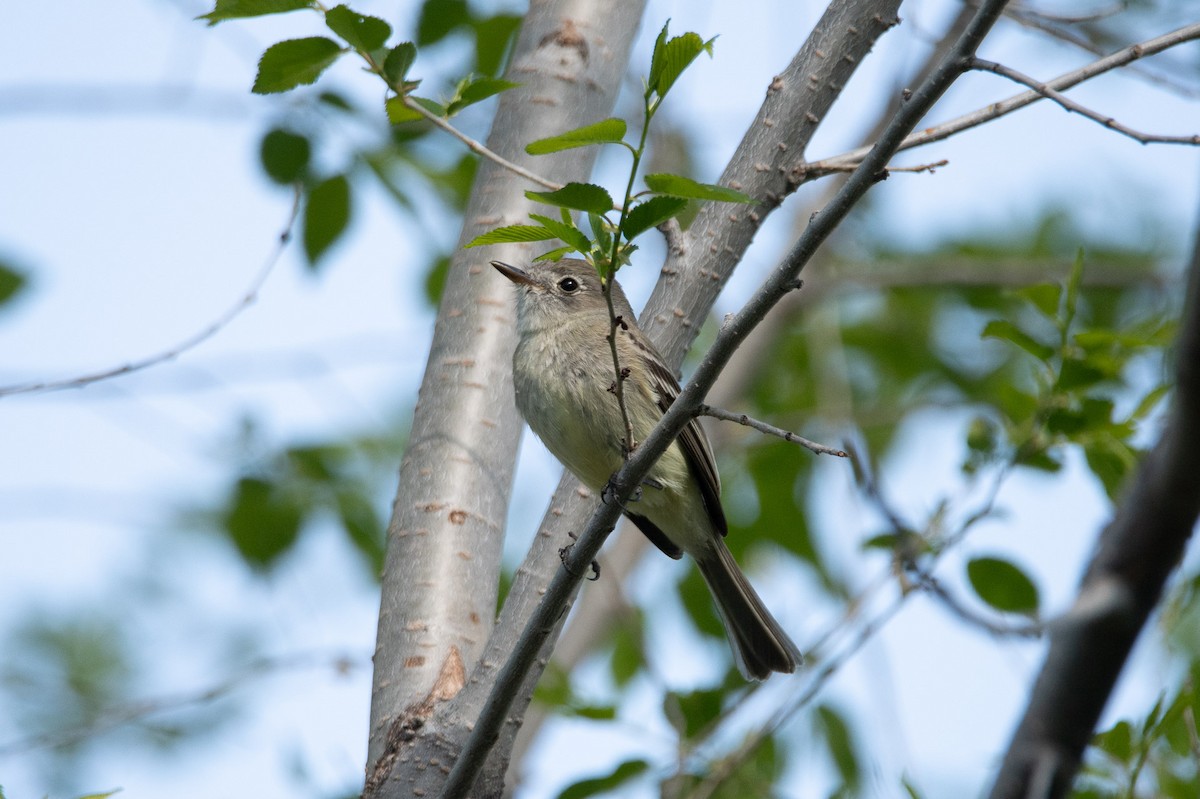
695 539 802 680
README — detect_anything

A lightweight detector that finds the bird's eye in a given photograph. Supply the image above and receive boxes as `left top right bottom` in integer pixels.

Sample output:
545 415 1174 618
558 277 580 293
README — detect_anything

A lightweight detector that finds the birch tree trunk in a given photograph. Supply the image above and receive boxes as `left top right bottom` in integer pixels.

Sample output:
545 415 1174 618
364 0 645 793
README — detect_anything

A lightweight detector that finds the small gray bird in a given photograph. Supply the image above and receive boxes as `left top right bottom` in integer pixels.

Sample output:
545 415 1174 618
493 258 801 679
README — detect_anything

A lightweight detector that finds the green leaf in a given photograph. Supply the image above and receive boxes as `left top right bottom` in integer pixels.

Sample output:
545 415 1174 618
417 0 470 45
966 556 1039 615
383 42 417 85
303 174 351 265
447 76 519 115
259 128 311 184
198 0 311 25
325 5 391 51
1015 282 1062 318
525 183 613 215
336 490 384 574
528 214 592 253
1064 249 1085 328
0 261 28 307
532 245 577 263
1056 355 1112 391
555 760 650 799
816 704 861 789
223 477 304 569
385 95 444 124
981 319 1055 362
252 37 344 94
466 224 558 248
643 173 752 204
1084 436 1136 501
648 22 714 101
621 195 687 240
472 13 521 76
1093 719 1133 764
525 118 627 155
669 687 725 739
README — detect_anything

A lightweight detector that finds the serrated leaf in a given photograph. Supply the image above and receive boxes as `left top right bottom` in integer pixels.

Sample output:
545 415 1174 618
382 42 417 85
259 128 310 184
448 77 519 115
643 173 751 204
526 118 627 155
303 174 351 265
532 246 576 263
648 23 714 101
198 0 311 25
528 214 591 253
621 195 687 240
325 5 391 51
966 556 1039 615
525 183 613 214
385 95 443 124
556 760 650 799
466 224 557 248
981 319 1055 362
252 37 344 94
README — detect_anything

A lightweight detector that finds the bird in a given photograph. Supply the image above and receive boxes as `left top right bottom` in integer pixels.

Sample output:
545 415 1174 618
493 257 801 679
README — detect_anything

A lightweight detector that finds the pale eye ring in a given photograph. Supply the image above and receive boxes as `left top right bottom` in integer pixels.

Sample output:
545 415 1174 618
558 277 580 293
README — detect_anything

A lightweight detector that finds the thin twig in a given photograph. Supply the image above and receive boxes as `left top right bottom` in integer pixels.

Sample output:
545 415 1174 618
697 404 847 457
398 96 562 191
0 649 364 756
0 187 302 398
970 57 1200 145
915 570 1043 638
809 22 1200 172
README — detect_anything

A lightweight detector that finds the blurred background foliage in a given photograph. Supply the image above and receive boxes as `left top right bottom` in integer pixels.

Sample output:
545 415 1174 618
1 0 1198 797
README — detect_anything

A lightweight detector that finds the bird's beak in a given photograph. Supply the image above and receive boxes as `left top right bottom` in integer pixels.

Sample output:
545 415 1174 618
491 260 536 286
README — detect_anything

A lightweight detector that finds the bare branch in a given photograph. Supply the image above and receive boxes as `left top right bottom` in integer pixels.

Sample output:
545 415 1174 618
811 21 1200 172
970 56 1200 145
697 404 848 457
396 95 563 192
0 187 301 398
441 1 1013 795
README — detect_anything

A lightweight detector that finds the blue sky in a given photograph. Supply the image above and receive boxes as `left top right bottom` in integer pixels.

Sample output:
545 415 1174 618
1 1 1199 797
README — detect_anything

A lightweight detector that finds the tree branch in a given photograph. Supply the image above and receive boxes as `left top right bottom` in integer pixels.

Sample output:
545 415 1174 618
970 56 1200 145
441 1 1013 795
697 403 848 457
986 184 1200 799
0 187 300 398
810 21 1200 172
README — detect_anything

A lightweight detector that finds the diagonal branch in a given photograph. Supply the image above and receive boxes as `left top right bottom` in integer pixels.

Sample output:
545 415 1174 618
441 0 1013 795
986 184 1200 799
810 21 1200 173
0 187 300 398
970 56 1200 145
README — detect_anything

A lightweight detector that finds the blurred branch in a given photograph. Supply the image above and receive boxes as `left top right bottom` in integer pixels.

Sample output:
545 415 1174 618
0 650 365 757
697 404 848 457
0 84 252 118
970 57 1200 146
987 187 1200 799
391 94 563 192
1003 5 1200 99
810 21 1200 173
0 187 300 398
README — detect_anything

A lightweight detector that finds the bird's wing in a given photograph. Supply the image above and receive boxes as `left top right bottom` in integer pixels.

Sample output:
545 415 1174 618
640 348 728 537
